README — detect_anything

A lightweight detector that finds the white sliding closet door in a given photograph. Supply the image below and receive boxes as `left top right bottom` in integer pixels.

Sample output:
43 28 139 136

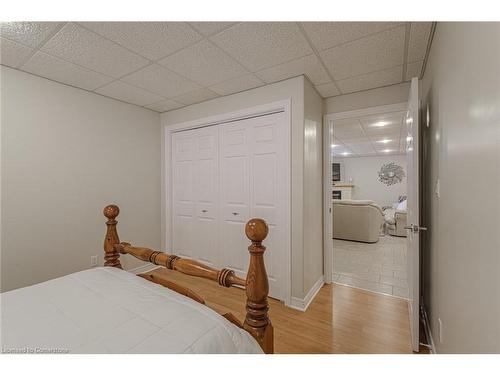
171 111 287 301
219 112 286 300
172 126 219 267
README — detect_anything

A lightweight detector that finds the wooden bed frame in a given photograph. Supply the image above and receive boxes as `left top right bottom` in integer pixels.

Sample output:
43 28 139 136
102 204 274 354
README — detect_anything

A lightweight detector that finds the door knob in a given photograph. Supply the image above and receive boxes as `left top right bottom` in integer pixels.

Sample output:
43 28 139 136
405 224 428 232
201 209 208 213
232 212 239 216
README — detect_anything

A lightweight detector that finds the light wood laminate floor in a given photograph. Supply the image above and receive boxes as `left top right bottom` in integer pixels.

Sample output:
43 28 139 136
149 267 417 354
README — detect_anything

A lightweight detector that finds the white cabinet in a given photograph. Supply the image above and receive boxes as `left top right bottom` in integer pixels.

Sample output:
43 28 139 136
171 112 287 300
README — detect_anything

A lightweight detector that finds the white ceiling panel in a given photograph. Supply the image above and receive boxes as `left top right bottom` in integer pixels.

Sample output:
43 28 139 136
0 22 64 48
334 120 366 139
347 141 376 155
255 54 330 85
0 37 33 68
209 74 264 96
189 22 237 36
336 65 403 94
360 112 405 127
0 21 435 113
173 88 219 105
95 80 164 106
333 146 356 157
301 22 402 51
408 22 433 63
333 109 407 158
405 60 423 81
41 23 149 78
320 26 405 80
22 51 114 91
145 99 184 112
211 22 313 71
122 64 201 98
81 22 202 61
158 40 248 86
364 126 401 137
314 82 340 98
369 136 399 145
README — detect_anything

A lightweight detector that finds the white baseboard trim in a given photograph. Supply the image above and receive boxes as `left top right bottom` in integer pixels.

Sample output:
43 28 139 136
421 306 437 354
127 263 160 275
289 276 324 312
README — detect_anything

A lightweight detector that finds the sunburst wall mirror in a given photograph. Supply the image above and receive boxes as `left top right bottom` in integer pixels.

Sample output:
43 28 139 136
378 162 405 186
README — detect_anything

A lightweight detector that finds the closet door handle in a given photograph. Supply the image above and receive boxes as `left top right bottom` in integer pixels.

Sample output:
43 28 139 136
232 212 239 216
201 210 208 213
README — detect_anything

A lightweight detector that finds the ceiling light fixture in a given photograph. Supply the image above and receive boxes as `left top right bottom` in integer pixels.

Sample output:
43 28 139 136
342 152 350 156
331 144 338 148
383 149 392 153
377 139 392 144
373 121 388 127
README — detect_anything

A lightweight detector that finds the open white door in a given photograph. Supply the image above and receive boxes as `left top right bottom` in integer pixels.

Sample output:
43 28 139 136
406 77 424 352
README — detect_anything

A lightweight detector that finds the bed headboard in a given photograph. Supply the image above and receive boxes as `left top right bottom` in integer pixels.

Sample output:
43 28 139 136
102 204 274 354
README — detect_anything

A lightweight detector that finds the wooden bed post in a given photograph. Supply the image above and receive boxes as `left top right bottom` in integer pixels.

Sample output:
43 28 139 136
244 219 274 354
103 204 122 269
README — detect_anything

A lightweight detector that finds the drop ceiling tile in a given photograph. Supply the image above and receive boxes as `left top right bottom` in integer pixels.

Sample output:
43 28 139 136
189 22 237 36
408 22 433 63
81 22 202 61
173 88 219 106
22 51 114 91
346 141 376 155
314 82 340 98
0 37 33 68
158 40 248 86
336 65 403 94
376 149 400 156
0 22 64 48
211 22 313 71
41 23 148 78
405 60 423 81
365 126 401 137
301 22 402 51
320 26 405 80
145 99 184 112
122 64 201 98
334 121 366 139
209 74 264 96
95 80 164 106
369 136 399 146
255 54 330 85
360 112 405 128
333 145 355 157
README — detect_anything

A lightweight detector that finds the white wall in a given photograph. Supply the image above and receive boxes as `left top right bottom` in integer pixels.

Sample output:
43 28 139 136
303 79 324 294
420 23 500 353
1 67 161 292
162 75 323 300
334 155 407 207
324 82 409 114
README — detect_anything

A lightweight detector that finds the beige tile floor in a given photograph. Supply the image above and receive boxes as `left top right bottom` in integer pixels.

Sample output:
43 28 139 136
333 234 408 298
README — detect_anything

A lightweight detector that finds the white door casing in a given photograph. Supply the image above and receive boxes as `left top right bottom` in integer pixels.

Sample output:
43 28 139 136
406 77 421 352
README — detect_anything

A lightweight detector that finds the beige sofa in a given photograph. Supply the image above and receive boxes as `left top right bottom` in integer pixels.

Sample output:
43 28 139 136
333 199 384 243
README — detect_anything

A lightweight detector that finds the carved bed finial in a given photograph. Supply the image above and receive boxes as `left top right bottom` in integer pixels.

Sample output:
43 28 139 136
103 204 119 220
245 218 268 244
243 218 273 354
103 204 122 268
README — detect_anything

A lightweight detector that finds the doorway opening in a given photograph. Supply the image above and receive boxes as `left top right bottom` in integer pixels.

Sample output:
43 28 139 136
327 103 409 299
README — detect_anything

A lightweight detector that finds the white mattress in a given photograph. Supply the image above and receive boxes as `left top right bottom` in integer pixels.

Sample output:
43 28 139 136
0 267 262 354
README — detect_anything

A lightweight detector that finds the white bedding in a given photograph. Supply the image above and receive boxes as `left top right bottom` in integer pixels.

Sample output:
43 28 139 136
0 267 262 354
